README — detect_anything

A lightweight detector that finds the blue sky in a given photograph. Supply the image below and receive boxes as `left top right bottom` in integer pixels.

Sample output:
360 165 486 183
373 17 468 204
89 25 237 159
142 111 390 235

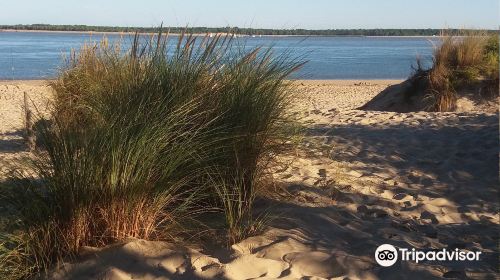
1 0 498 29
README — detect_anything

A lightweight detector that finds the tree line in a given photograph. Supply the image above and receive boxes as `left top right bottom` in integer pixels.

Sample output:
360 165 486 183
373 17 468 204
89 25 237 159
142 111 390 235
1 24 497 36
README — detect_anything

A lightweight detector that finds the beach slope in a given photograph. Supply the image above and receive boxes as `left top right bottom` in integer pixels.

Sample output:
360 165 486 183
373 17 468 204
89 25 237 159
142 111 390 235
0 80 498 279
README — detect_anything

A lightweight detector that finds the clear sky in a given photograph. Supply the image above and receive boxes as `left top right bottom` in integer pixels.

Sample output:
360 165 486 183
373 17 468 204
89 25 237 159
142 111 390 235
1 0 498 29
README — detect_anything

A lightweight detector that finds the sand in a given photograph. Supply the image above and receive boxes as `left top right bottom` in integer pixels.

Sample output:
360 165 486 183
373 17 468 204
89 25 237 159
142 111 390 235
0 80 498 279
0 80 51 176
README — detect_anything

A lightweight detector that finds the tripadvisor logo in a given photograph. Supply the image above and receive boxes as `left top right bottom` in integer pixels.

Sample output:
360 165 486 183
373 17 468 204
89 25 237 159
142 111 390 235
375 244 482 267
375 244 398 267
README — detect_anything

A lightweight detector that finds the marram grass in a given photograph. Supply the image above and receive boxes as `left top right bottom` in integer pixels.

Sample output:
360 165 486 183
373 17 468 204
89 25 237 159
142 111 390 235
409 31 499 111
0 31 303 279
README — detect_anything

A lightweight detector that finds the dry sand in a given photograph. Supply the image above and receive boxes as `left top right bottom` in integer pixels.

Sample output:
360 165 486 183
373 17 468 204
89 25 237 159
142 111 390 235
0 80 498 279
0 80 51 176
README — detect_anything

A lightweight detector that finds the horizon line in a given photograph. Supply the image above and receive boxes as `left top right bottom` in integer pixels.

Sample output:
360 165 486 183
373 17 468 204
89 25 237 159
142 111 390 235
1 23 499 31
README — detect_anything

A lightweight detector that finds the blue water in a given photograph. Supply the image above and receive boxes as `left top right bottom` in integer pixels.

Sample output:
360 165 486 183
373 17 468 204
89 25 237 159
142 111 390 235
0 32 439 80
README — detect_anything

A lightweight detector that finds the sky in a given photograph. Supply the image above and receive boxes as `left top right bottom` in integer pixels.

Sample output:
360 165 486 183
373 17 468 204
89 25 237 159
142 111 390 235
1 0 498 29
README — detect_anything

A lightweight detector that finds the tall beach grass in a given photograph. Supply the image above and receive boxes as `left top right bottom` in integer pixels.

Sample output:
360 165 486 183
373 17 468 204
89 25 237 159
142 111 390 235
409 32 499 111
0 31 303 279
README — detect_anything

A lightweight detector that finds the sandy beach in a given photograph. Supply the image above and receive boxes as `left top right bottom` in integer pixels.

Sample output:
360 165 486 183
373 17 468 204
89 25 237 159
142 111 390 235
0 80 498 279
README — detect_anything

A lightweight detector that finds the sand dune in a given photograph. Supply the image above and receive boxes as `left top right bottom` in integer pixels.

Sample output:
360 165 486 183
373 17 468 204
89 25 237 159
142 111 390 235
0 80 498 279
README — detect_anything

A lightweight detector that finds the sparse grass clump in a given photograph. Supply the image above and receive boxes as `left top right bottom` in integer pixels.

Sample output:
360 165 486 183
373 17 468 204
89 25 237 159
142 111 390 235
0 32 302 279
408 32 499 111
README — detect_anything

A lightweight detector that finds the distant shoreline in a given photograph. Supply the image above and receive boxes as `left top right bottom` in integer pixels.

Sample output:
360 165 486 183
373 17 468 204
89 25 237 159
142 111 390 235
0 29 189 36
0 29 445 38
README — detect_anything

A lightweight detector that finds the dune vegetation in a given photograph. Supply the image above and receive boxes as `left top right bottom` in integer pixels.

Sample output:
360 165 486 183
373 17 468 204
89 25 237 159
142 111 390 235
0 31 303 279
407 32 499 111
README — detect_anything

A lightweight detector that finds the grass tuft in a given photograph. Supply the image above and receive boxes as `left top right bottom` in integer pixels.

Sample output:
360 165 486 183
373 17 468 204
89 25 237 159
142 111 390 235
0 31 302 279
407 31 499 111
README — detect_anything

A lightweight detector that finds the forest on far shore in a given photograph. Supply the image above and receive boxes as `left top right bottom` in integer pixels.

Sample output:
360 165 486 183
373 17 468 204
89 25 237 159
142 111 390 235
1 24 497 36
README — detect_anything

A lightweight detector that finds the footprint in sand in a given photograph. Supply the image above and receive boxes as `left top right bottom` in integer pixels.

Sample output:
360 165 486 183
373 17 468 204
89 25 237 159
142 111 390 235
420 210 439 224
392 193 409 200
357 205 389 218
